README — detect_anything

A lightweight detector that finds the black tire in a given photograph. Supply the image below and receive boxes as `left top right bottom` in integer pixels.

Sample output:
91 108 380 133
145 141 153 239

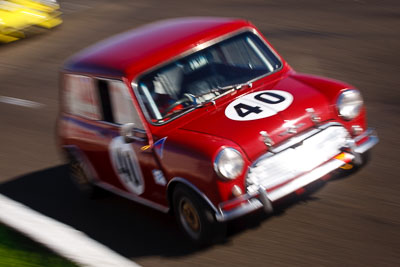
357 151 371 167
172 185 226 246
350 151 371 171
68 157 105 199
338 151 371 178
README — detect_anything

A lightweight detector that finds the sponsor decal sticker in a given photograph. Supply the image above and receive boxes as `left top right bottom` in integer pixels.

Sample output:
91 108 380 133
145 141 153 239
225 90 293 121
152 169 167 186
154 137 167 159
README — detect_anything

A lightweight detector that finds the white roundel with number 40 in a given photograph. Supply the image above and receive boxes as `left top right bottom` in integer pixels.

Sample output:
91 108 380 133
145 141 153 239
109 136 145 195
225 90 294 121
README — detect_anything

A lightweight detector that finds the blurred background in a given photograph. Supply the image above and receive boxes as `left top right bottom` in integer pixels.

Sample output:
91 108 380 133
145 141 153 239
0 0 399 266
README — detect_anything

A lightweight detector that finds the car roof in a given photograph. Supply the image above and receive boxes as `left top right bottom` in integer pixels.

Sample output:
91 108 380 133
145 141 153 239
63 17 253 79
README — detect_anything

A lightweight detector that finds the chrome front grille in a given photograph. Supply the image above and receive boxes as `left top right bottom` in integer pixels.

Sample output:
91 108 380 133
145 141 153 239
247 125 349 194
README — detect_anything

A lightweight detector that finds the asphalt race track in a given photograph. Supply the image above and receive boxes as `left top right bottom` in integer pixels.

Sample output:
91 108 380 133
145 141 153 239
1 0 399 266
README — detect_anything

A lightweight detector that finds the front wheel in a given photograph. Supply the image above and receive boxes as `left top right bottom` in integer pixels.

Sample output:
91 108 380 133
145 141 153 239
173 185 226 245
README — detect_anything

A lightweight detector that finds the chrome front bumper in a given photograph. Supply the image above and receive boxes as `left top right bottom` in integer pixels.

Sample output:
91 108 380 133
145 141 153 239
215 127 379 222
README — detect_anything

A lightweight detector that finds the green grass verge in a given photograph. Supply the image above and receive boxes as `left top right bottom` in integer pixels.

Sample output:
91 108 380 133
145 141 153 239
0 223 78 267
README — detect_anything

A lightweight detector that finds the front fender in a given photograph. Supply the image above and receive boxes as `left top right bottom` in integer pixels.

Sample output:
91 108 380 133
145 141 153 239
159 128 249 207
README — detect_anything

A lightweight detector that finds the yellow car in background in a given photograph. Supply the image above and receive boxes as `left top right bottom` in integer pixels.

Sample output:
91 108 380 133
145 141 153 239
0 0 62 43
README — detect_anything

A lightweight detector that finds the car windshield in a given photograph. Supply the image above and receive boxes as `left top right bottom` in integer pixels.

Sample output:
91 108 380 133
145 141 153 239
137 31 282 123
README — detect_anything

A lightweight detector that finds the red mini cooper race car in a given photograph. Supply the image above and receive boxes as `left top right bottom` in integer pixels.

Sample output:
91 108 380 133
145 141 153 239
57 17 378 244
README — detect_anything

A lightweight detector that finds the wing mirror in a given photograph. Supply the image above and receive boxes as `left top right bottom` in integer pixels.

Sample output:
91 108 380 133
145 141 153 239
120 123 148 143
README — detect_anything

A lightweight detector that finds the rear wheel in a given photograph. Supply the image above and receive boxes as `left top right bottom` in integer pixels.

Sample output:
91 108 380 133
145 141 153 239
68 156 105 198
172 185 226 245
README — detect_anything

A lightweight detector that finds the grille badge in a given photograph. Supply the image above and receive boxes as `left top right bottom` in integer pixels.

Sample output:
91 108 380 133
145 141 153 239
279 121 305 136
306 108 321 125
260 131 274 147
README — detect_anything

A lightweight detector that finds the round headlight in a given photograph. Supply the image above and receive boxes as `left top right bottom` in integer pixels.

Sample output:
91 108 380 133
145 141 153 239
214 148 244 180
337 89 363 120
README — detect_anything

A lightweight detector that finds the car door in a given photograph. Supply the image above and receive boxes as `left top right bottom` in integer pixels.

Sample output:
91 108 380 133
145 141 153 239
94 79 168 209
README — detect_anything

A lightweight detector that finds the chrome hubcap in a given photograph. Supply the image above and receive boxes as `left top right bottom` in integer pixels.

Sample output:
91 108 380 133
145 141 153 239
179 198 201 238
70 161 89 185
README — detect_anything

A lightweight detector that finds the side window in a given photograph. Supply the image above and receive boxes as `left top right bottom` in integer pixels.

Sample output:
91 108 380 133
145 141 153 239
97 80 115 123
109 80 143 128
63 74 101 120
96 79 144 130
63 75 144 130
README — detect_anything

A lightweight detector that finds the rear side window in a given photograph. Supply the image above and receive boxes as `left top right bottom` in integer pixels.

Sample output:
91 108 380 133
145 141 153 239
63 74 101 120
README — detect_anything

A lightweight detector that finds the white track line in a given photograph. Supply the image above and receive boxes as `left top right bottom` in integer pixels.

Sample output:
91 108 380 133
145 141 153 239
0 194 140 267
0 96 44 108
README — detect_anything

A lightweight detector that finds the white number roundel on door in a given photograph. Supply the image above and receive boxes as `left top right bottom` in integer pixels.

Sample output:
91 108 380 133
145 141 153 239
225 90 294 121
109 136 145 195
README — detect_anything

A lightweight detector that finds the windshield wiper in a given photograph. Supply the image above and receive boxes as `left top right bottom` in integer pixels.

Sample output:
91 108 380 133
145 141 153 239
196 80 253 106
217 80 253 91
179 80 254 110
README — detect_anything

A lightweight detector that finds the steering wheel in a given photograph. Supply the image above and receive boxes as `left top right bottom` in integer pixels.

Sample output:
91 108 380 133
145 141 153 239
164 94 196 116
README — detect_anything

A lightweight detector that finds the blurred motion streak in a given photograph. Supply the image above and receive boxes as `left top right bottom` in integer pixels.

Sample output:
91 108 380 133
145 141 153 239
0 0 62 43
0 95 44 108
